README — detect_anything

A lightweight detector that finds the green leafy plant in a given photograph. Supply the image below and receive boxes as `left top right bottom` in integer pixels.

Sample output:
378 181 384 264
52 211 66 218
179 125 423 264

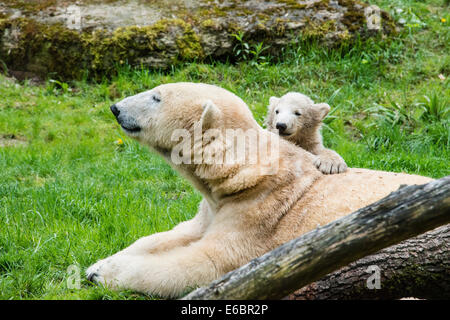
47 79 71 95
418 94 449 122
232 31 269 66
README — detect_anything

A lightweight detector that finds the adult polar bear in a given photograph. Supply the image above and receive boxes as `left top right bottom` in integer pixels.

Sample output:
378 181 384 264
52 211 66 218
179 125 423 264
87 83 432 298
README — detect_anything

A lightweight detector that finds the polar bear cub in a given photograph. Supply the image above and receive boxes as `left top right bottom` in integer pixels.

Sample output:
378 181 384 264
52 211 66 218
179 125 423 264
265 92 347 174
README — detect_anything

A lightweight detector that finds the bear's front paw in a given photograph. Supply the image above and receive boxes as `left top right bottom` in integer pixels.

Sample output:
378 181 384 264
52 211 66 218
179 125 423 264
86 255 127 289
314 156 347 174
86 259 110 286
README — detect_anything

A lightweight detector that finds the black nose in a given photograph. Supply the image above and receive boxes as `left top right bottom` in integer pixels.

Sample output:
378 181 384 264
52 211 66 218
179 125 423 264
276 123 287 132
110 104 120 117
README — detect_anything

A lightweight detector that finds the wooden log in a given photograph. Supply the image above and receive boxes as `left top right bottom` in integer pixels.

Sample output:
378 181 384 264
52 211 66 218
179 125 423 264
290 224 450 300
182 176 450 300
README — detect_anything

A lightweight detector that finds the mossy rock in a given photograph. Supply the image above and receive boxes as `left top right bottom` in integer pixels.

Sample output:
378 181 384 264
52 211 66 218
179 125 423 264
0 0 397 80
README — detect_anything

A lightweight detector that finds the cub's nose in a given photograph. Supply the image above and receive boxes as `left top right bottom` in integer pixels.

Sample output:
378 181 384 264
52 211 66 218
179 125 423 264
276 122 287 133
110 104 120 117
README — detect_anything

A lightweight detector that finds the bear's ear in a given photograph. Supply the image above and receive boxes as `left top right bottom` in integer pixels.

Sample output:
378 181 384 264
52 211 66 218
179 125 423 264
314 103 331 121
200 100 222 130
268 96 280 109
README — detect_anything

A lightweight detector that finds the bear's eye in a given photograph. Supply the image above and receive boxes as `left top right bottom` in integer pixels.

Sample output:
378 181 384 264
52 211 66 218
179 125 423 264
295 111 301 116
275 110 279 114
152 95 161 103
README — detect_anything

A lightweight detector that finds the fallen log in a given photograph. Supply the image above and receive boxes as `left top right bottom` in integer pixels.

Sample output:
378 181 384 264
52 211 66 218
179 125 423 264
183 176 450 300
290 224 450 300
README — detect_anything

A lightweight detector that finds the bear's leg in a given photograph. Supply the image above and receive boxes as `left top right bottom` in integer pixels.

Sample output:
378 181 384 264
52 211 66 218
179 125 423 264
85 237 235 298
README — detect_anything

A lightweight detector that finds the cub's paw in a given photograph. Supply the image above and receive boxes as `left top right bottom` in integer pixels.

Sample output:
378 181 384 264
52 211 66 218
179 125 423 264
314 155 347 174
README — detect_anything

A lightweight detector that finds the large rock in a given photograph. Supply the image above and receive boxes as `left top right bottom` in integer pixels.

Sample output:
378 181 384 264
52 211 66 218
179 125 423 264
0 0 396 80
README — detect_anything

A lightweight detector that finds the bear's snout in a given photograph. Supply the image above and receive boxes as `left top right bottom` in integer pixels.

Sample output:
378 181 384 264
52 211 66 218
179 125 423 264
110 103 141 134
110 104 120 117
276 122 287 133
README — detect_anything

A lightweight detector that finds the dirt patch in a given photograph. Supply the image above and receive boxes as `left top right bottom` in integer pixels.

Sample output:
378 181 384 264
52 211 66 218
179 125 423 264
8 70 44 84
0 134 27 147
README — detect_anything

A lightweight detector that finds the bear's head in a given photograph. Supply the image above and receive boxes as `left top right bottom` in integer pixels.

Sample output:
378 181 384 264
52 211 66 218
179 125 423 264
110 82 284 203
110 82 259 156
265 92 330 143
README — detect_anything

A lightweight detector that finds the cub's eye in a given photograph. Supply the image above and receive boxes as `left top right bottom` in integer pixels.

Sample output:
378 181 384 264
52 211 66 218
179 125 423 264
275 110 279 114
295 111 301 116
152 95 161 103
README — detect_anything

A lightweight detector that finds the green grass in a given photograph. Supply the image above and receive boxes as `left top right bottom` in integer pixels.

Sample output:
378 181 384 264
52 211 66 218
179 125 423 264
0 0 449 299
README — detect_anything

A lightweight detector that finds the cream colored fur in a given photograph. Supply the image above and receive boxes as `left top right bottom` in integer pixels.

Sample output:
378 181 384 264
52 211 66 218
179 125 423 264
86 83 432 298
265 92 347 174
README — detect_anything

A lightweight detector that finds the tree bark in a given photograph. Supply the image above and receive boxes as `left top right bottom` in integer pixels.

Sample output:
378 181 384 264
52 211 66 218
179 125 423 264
182 176 450 300
289 224 450 300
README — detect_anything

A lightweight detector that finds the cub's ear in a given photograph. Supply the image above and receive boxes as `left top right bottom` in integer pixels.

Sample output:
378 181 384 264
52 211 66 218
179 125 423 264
268 96 280 109
201 100 222 130
314 103 331 121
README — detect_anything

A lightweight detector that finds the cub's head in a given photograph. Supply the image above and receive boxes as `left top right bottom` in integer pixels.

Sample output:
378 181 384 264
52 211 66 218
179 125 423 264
265 92 330 140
